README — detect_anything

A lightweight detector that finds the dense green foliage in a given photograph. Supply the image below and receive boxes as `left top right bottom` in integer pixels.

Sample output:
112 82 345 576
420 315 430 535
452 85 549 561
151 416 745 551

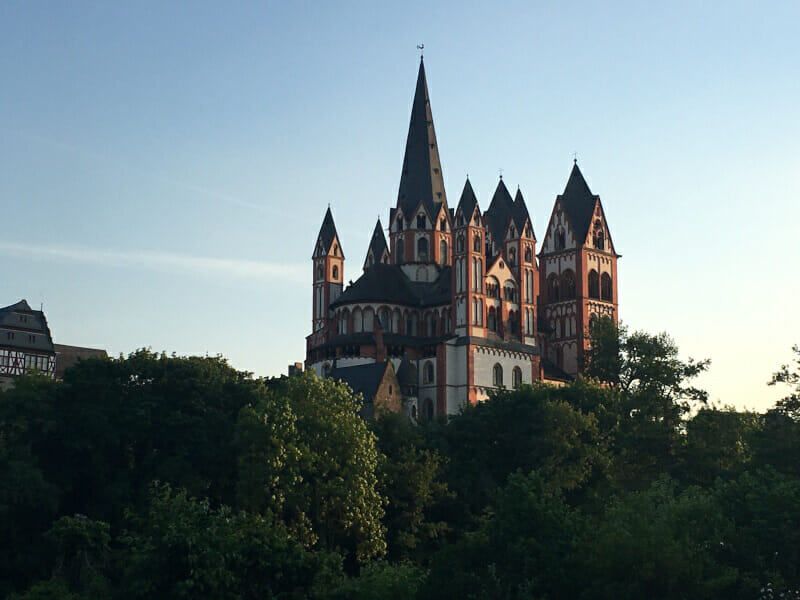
1 332 799 599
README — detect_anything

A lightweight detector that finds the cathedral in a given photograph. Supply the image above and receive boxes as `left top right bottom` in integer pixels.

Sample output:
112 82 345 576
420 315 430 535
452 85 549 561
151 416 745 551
306 58 619 420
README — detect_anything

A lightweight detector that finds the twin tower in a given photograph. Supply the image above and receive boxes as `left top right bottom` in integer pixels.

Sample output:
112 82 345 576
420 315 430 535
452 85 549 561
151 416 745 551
306 58 619 419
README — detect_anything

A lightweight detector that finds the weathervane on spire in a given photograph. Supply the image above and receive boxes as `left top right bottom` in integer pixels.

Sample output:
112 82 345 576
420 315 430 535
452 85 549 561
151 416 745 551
417 43 424 59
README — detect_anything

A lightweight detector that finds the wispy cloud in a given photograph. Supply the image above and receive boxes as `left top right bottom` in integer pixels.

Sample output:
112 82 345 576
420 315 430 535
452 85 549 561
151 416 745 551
0 241 306 284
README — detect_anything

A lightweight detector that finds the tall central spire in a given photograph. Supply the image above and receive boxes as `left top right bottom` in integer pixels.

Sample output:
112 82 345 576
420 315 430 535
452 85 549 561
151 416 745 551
396 58 447 221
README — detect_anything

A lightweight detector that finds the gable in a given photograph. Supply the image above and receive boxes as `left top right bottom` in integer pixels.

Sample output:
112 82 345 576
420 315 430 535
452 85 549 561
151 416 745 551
540 199 579 254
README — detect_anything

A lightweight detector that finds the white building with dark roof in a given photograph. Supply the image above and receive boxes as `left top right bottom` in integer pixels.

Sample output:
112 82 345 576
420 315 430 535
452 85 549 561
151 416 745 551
306 59 619 419
0 300 57 388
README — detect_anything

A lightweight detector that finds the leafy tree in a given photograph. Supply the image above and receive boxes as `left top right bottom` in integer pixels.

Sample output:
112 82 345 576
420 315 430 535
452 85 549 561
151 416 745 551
712 469 800 595
768 344 800 417
582 476 738 599
39 350 258 525
236 371 387 563
432 384 605 519
749 346 800 477
0 374 61 595
677 407 760 486
325 561 427 600
419 472 582 600
370 414 451 561
120 484 341 600
584 317 711 489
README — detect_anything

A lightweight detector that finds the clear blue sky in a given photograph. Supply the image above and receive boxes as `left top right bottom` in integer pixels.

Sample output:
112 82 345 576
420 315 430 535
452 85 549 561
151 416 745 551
2 1 798 410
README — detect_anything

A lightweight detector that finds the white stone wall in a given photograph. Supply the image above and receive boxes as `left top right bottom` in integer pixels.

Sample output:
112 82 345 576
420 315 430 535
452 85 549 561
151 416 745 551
472 345 534 393
445 341 467 414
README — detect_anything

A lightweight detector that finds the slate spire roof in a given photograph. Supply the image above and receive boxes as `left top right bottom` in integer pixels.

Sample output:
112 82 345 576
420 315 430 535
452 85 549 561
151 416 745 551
396 58 447 220
314 207 342 257
364 219 389 268
485 178 515 243
559 162 599 244
455 178 479 220
512 187 534 238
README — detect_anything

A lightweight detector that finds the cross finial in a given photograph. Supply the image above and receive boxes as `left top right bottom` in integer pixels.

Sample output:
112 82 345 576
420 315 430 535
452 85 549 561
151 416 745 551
499 168 503 180
573 151 577 164
417 43 424 59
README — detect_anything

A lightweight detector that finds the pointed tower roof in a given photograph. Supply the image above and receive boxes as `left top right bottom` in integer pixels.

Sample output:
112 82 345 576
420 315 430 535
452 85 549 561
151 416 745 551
314 207 342 257
364 219 389 269
396 58 447 220
485 178 514 242
512 188 535 239
455 178 479 220
559 162 599 244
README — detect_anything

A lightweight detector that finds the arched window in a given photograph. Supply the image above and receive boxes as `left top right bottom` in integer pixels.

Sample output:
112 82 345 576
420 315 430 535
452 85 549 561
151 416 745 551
524 246 532 263
340 309 349 334
555 228 566 250
493 363 503 387
547 274 560 301
416 214 426 229
472 298 478 325
352 308 362 332
322 363 331 378
333 243 339 256
362 307 374 331
397 239 405 263
379 307 390 331
509 247 517 266
487 276 500 299
417 237 429 262
562 270 576 299
440 219 447 232
316 265 323 280
440 240 448 264
588 270 600 299
332 265 339 280
508 310 518 335
456 234 465 253
423 361 434 384
503 281 517 302
512 366 522 389
473 233 482 253
396 218 403 232
393 309 401 333
423 398 434 421
488 306 497 331
601 273 613 301
593 221 604 250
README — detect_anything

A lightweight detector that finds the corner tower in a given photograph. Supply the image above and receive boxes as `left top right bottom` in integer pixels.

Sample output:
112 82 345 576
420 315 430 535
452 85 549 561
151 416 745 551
311 207 344 343
538 162 619 375
389 58 451 270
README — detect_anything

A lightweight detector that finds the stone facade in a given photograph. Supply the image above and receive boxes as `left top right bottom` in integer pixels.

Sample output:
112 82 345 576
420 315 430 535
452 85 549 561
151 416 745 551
306 59 619 418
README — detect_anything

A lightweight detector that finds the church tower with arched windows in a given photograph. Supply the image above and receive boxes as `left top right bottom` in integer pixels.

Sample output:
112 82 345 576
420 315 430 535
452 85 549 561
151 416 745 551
305 58 620 419
310 207 344 346
388 58 452 275
538 162 619 376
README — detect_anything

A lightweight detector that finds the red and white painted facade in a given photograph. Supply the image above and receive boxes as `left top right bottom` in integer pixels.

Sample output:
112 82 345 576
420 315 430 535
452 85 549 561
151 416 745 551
305 59 619 419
